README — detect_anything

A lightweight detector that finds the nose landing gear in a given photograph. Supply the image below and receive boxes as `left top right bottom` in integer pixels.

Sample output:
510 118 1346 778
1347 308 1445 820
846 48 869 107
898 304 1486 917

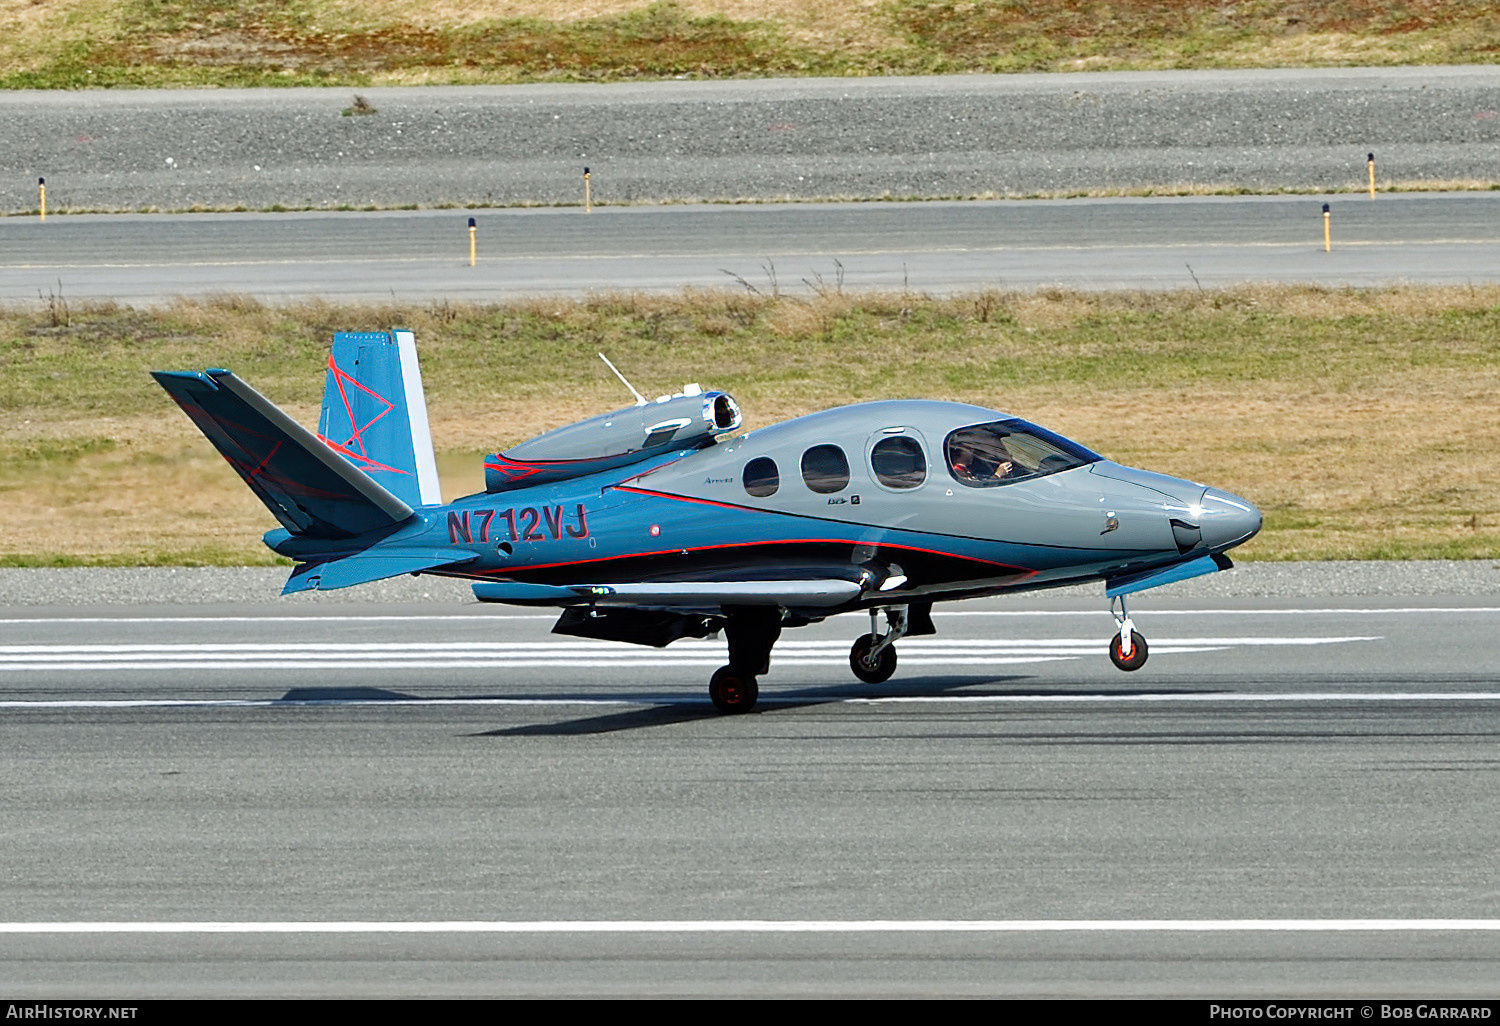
850 605 908 684
1108 595 1149 671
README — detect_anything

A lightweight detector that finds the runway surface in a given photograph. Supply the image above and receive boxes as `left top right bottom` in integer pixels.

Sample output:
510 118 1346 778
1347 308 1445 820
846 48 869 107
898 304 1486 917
4 191 1498 302
3 593 1498 996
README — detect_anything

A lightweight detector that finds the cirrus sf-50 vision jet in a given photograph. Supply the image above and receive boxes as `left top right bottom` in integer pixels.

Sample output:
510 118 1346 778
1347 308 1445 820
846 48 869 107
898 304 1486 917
154 330 1260 714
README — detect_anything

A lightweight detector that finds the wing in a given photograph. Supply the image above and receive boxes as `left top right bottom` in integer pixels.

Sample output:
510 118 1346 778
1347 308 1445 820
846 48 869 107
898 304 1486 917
472 567 892 648
471 577 865 608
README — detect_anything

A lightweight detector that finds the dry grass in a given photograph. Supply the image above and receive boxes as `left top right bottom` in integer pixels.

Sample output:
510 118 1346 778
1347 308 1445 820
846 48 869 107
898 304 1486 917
340 1 907 50
3 284 1499 564
2 1 1496 87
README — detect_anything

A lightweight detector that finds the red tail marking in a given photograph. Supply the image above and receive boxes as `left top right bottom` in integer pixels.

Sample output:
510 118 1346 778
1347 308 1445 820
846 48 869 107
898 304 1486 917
321 353 409 476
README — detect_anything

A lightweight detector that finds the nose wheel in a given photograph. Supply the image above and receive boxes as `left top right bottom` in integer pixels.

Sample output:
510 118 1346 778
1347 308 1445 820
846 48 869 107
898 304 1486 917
1108 596 1150 671
1109 629 1149 671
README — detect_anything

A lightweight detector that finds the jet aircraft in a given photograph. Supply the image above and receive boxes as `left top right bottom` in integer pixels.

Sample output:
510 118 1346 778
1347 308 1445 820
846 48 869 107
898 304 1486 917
153 330 1261 714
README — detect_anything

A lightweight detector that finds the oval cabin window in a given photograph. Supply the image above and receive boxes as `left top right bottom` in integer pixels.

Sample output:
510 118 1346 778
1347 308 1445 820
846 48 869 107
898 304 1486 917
743 456 779 497
800 444 850 494
871 435 926 489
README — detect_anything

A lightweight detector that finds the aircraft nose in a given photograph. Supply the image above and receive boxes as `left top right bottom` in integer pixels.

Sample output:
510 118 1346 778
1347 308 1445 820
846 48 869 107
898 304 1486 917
1198 488 1262 551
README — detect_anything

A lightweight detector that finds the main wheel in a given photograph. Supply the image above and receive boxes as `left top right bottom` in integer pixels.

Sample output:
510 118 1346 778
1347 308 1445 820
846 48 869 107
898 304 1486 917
849 633 898 684
709 665 759 714
1108 630 1149 671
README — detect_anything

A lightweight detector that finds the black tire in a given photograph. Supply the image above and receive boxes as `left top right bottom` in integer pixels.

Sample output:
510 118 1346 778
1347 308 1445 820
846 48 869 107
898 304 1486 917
709 665 759 714
849 633 898 684
1108 630 1149 671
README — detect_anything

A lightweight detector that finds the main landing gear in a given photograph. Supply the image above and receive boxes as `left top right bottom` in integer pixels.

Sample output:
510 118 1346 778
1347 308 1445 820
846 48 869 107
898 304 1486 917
708 665 757 715
705 602 932 714
1108 595 1149 671
850 606 909 684
708 606 782 714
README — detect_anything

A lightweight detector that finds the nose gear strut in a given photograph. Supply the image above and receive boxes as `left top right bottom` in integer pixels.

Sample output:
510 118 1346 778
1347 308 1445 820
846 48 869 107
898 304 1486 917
1108 595 1149 671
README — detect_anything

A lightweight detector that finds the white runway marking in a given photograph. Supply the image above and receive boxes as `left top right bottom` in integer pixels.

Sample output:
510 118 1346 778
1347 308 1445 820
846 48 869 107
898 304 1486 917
0 636 1378 671
851 692 1500 705
2 692 1495 711
0 614 559 625
0 698 642 709
934 608 1500 617
0 607 1496 626
3 919 1499 934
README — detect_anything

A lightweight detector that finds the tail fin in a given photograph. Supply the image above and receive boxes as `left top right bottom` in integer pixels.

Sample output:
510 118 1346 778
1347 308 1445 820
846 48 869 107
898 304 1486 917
319 329 441 508
153 369 414 539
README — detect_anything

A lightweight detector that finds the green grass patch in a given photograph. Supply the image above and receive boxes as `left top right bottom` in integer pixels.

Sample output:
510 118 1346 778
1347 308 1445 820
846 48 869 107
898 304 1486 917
2 1 1497 89
0 1 815 89
887 0 1500 72
0 548 289 569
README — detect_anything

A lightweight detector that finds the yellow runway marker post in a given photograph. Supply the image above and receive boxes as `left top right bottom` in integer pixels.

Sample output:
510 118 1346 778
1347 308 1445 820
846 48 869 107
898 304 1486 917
1323 203 1331 252
584 167 592 213
1368 153 1376 199
38 177 45 222
468 217 476 267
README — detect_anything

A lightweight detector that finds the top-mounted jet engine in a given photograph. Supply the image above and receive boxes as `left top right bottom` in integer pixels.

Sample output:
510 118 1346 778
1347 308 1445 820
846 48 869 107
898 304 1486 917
483 384 742 493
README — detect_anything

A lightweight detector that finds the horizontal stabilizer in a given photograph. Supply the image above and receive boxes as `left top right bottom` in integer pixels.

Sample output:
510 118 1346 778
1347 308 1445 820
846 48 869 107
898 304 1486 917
153 369 413 539
284 549 477 594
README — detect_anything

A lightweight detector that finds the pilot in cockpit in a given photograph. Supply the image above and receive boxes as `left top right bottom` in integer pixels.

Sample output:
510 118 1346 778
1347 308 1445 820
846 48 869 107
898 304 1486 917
949 433 1015 483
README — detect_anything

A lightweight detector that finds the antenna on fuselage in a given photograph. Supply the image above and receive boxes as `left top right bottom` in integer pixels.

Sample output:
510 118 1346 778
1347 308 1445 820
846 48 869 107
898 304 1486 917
599 352 648 407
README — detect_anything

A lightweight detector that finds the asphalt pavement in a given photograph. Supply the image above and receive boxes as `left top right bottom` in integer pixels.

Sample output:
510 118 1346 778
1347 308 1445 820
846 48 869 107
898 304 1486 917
1 592 1498 996
4 191 1499 301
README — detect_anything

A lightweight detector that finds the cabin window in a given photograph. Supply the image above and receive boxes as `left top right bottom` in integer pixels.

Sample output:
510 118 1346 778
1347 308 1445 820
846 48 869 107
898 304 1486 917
870 435 926 489
800 444 850 494
945 419 1101 488
743 456 779 498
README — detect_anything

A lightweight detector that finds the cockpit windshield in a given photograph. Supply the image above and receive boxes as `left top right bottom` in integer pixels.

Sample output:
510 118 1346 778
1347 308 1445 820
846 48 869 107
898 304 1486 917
944 418 1101 487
